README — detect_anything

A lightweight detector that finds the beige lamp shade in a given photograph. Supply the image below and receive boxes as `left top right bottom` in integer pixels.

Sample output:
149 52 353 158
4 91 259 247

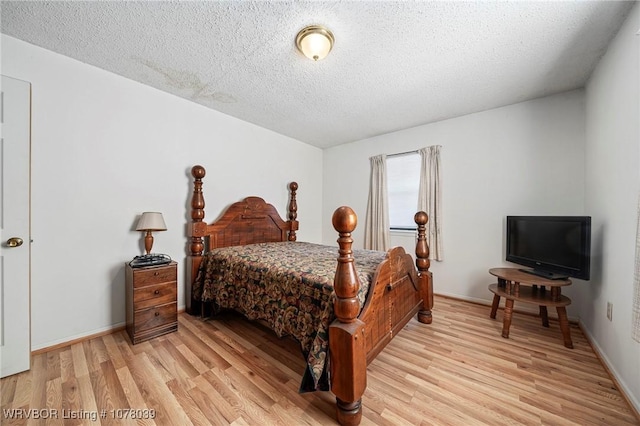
136 212 167 254
136 212 167 231
296 25 334 61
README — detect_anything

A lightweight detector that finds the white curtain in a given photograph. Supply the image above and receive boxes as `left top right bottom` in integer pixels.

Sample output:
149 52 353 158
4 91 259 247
418 146 443 261
364 154 390 251
633 191 640 342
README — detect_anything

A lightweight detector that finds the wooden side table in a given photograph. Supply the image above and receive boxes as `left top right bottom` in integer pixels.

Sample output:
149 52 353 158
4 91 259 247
488 267 573 348
125 261 178 344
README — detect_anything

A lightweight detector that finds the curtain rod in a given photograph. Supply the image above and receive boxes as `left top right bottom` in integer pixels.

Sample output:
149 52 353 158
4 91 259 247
387 149 419 158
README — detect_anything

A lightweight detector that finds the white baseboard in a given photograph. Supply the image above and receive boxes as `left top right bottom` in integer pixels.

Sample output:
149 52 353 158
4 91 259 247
32 304 186 354
578 321 640 417
32 321 127 354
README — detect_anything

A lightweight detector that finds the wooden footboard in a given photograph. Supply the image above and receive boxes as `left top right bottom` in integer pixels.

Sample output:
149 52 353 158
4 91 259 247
330 207 432 426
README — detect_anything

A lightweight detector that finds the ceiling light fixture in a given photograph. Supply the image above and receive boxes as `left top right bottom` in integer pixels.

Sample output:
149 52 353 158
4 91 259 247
296 25 334 61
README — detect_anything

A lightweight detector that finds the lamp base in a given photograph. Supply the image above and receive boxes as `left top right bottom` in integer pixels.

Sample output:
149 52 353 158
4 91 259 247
144 231 154 254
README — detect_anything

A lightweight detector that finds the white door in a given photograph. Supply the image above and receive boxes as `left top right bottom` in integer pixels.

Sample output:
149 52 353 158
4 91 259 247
0 76 31 378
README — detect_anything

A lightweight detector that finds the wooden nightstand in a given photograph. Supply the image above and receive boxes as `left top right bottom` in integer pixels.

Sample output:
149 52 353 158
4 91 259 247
125 261 178 344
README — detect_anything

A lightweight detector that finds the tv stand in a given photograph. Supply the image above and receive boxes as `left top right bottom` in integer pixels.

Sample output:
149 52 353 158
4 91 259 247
488 268 573 348
519 268 568 280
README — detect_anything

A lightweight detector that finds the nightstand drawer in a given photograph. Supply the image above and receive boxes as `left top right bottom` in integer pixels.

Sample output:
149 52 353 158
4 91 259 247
134 282 176 310
134 303 177 333
132 266 176 288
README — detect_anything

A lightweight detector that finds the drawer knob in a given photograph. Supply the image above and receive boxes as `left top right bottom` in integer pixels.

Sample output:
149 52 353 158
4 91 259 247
154 272 159 276
155 312 160 317
154 290 160 295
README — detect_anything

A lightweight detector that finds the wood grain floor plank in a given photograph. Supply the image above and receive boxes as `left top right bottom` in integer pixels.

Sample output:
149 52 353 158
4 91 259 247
165 378 211 426
83 338 111 375
101 334 127 371
11 370 32 408
160 337 202 379
81 340 101 374
100 360 130 414
70 343 89 379
202 366 279 425
112 332 135 359
147 338 196 389
124 353 165 423
190 374 238 424
61 377 82 426
168 335 211 375
58 349 74 383
132 353 194 426
1 374 18 406
113 366 155 426
75 374 101 425
45 350 61 383
27 355 47 414
88 367 115 425
176 316 234 370
2 295 638 425
44 377 62 426
426 365 541 425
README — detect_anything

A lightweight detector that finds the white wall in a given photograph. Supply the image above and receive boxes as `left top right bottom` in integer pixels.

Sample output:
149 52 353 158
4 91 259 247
583 3 640 411
323 91 586 314
2 35 323 350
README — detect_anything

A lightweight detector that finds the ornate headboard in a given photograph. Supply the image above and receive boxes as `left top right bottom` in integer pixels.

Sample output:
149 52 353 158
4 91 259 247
202 196 295 249
186 165 299 313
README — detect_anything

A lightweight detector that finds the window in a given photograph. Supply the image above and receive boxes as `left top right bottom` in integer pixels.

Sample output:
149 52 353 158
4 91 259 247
387 153 420 230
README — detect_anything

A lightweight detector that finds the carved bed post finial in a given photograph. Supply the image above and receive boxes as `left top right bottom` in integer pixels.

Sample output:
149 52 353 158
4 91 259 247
288 181 299 241
330 206 366 426
415 211 433 324
332 206 360 323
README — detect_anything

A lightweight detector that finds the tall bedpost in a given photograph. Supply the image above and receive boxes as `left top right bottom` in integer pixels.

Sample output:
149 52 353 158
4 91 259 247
330 206 366 426
415 211 433 324
288 182 299 241
186 165 207 315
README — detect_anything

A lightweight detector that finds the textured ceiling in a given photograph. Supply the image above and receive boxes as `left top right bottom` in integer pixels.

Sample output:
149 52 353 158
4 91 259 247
1 1 635 148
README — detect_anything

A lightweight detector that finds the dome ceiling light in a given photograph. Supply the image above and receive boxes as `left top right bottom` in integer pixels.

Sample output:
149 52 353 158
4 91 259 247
295 25 335 61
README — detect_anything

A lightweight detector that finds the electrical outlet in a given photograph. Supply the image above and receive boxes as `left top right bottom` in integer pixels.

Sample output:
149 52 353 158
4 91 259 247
607 302 613 321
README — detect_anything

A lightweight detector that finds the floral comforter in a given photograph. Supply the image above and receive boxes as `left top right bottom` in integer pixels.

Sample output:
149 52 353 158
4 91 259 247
192 241 387 392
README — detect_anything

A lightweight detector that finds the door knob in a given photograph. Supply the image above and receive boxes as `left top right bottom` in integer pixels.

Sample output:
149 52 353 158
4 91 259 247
6 237 23 247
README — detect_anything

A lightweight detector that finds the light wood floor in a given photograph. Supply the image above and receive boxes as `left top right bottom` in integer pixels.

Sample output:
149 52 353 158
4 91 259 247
2 295 638 425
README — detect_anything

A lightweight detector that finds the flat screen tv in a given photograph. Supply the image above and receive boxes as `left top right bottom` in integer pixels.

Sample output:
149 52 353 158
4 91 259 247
506 216 591 280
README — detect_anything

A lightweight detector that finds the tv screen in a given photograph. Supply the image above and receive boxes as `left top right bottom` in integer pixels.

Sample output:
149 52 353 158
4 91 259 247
506 216 591 280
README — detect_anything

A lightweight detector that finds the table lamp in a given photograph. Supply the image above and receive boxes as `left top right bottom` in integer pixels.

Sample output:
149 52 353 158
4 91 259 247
136 212 167 254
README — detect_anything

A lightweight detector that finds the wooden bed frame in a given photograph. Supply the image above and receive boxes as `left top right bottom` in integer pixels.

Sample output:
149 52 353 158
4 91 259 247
186 165 433 426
